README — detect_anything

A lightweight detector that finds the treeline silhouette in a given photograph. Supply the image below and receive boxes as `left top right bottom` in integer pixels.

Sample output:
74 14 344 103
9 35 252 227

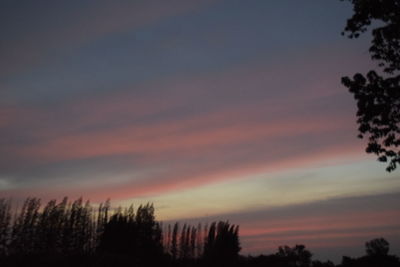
0 197 240 266
163 221 240 262
0 197 399 267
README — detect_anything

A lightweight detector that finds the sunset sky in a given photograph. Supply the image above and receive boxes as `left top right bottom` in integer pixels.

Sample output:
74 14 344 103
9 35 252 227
1 0 399 262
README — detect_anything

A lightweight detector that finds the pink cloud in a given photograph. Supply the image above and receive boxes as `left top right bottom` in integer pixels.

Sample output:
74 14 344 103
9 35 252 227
5 137 362 201
1 40 370 202
240 210 400 237
239 209 400 255
14 106 352 163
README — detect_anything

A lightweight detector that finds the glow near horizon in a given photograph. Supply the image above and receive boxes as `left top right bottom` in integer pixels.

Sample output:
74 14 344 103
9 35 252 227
0 0 399 261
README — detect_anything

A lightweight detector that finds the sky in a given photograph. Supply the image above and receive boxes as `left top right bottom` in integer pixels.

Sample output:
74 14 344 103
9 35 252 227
1 0 399 262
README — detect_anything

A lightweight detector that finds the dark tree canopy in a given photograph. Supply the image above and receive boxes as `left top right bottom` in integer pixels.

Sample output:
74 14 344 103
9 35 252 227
341 0 400 171
276 244 312 267
2 197 400 267
365 238 390 257
203 221 241 263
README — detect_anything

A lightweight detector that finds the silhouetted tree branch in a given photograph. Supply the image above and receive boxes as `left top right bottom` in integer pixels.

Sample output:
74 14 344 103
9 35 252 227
341 0 400 171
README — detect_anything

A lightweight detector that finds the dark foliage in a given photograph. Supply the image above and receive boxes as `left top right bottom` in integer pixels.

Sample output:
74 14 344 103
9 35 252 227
341 0 400 171
98 203 164 265
238 239 400 267
203 221 240 263
0 199 11 257
276 244 312 267
340 238 399 267
341 254 400 267
366 237 390 256
0 198 399 267
0 198 241 266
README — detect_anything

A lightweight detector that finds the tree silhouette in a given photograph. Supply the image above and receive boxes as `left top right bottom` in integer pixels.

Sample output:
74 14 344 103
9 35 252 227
366 238 390 257
276 244 312 267
98 208 129 254
37 199 63 253
341 237 400 267
165 223 172 255
171 222 179 260
190 225 197 259
10 197 41 254
134 203 163 260
179 223 188 259
203 221 240 263
98 203 163 265
341 0 400 171
95 199 110 250
2 197 400 267
0 199 11 256
196 223 203 258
